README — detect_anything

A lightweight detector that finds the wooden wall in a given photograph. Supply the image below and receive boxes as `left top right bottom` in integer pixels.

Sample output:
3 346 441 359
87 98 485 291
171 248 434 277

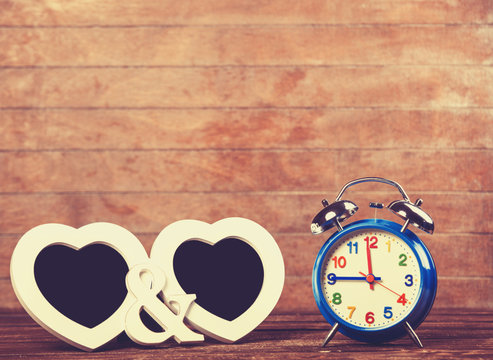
1 0 492 313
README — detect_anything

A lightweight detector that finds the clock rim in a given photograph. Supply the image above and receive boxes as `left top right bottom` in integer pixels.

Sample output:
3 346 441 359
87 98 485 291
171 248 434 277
312 218 437 343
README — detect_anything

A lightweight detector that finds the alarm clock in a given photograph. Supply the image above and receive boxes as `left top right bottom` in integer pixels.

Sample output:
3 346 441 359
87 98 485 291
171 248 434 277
311 177 436 347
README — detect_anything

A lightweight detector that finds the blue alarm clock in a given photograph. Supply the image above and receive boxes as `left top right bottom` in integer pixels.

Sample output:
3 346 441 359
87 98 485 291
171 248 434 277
311 177 437 347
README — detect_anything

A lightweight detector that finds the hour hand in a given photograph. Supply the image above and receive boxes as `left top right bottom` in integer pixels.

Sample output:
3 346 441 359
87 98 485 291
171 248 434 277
327 273 381 284
336 275 381 281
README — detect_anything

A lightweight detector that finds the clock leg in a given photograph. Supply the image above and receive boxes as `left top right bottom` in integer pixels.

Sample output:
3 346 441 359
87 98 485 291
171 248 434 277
321 322 340 347
404 321 423 348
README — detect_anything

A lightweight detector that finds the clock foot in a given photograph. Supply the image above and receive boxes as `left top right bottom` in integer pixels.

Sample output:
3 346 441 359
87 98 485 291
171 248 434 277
404 321 423 348
321 322 340 347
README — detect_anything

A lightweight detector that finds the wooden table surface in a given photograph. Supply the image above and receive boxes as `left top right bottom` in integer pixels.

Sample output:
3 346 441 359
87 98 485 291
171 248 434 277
0 308 491 359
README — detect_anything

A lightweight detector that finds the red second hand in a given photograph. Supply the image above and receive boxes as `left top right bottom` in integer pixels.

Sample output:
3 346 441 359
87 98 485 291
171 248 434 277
359 271 407 302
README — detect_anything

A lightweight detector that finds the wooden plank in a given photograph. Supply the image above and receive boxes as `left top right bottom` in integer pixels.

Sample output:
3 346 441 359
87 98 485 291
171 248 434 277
2 109 492 151
0 311 492 360
0 0 490 26
1 276 492 312
0 193 490 235
2 67 491 108
1 26 492 66
1 233 491 279
0 150 491 192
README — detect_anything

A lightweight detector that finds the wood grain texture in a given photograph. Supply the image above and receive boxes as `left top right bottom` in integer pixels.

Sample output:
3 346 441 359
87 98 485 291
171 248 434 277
0 310 491 359
0 0 491 314
1 66 492 108
0 150 491 192
1 109 492 151
0 0 491 26
0 193 490 234
1 26 492 66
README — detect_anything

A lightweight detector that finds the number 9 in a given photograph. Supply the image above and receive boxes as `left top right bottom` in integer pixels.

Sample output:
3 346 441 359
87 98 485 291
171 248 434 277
327 273 336 285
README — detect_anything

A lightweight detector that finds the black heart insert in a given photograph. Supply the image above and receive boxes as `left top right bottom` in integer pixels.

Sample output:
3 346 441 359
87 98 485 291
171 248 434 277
34 244 128 328
173 238 264 321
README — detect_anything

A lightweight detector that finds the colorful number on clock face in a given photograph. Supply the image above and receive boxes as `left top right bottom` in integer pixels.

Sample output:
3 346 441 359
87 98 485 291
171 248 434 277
321 229 421 329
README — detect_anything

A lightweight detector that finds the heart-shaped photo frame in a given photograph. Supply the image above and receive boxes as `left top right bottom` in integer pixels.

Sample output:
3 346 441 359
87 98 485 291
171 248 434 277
10 222 150 351
150 217 285 343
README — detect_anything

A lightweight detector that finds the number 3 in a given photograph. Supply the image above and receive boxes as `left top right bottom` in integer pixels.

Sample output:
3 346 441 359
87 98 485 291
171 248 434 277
405 274 413 286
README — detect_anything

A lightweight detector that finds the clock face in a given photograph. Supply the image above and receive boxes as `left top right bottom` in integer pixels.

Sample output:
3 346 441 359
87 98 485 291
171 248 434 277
320 228 422 330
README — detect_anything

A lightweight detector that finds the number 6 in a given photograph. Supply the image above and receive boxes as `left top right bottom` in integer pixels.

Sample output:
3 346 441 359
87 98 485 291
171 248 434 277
365 312 375 324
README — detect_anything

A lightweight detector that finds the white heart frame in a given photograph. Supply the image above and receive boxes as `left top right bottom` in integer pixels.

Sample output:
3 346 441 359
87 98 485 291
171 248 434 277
10 222 150 351
151 217 285 343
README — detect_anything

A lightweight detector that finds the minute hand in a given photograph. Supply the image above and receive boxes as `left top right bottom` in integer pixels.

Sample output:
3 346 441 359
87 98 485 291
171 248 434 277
366 240 375 290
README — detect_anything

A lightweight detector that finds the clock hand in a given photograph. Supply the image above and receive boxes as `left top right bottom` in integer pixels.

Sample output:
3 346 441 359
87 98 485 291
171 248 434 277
365 240 374 290
359 272 407 302
334 276 382 281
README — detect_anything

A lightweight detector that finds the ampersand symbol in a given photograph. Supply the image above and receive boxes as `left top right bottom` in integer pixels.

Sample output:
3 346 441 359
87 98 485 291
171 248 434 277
124 263 204 345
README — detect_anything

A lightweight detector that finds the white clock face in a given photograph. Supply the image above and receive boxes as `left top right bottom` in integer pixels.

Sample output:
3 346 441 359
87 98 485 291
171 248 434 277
320 229 421 330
